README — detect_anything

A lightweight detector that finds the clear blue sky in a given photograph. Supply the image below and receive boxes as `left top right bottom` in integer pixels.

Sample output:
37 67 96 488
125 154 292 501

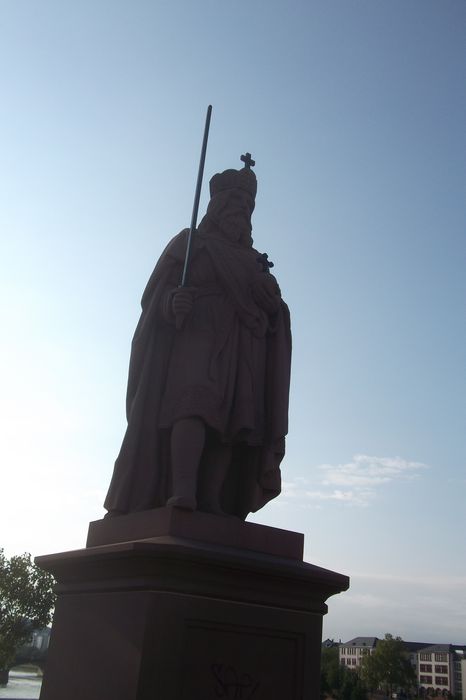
1 1 465 644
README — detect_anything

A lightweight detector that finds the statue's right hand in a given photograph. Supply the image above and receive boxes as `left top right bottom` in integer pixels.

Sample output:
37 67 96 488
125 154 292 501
171 287 196 323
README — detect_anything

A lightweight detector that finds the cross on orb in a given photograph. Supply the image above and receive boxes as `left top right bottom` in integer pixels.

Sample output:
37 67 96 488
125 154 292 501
240 152 255 169
257 252 274 273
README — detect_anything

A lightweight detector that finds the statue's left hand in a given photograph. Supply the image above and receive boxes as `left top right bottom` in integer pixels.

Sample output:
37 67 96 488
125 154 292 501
171 287 197 329
251 274 281 314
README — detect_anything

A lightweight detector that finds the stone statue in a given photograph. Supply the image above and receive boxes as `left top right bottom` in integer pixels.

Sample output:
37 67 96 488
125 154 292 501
104 164 291 519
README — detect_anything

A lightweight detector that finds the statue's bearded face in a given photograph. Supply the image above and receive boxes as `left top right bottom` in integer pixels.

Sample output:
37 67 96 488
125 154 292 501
207 189 254 243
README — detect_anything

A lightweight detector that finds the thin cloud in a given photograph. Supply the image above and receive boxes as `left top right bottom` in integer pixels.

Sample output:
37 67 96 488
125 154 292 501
280 454 428 507
303 488 374 507
320 454 427 488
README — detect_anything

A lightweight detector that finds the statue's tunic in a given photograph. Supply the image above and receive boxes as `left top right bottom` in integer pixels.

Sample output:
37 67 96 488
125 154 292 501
104 227 291 519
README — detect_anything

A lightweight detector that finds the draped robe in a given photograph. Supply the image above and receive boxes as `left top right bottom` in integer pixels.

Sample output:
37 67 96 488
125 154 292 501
104 225 291 519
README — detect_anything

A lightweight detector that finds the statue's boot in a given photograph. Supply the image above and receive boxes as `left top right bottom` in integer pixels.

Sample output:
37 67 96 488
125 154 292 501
167 495 197 510
166 460 199 511
198 445 231 516
167 417 204 511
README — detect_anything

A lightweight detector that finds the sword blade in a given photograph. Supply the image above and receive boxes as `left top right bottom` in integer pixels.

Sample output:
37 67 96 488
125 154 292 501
180 105 212 287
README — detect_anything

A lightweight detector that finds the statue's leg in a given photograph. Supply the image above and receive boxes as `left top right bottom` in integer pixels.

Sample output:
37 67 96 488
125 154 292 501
197 441 232 516
167 416 205 510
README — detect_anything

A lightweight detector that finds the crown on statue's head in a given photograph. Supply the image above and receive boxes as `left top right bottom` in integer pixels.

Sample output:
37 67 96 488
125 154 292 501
209 168 257 200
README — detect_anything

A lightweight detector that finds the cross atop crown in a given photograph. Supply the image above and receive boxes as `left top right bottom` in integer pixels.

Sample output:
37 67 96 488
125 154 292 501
240 152 255 169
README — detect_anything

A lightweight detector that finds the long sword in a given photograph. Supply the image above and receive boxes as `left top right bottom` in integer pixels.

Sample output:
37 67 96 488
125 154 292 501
180 104 212 288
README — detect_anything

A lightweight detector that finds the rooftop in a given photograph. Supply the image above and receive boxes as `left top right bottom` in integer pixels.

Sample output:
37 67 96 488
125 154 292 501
340 637 379 648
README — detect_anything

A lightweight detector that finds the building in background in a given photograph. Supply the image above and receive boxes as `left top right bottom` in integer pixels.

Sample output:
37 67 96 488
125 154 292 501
13 626 51 670
460 657 466 700
340 637 378 669
339 637 466 697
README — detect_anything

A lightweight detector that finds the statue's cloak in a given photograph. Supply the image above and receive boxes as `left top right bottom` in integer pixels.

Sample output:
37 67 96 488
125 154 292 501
104 228 291 519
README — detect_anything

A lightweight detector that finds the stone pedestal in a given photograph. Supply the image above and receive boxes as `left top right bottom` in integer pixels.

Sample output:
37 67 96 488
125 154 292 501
36 508 349 700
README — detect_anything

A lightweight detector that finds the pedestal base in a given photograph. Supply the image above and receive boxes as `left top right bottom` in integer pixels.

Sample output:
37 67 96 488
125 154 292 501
36 509 349 700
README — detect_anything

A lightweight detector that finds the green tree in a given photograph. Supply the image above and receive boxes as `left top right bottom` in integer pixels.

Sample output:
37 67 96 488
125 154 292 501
321 646 342 696
340 669 367 700
360 634 416 696
321 646 367 700
0 549 55 679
